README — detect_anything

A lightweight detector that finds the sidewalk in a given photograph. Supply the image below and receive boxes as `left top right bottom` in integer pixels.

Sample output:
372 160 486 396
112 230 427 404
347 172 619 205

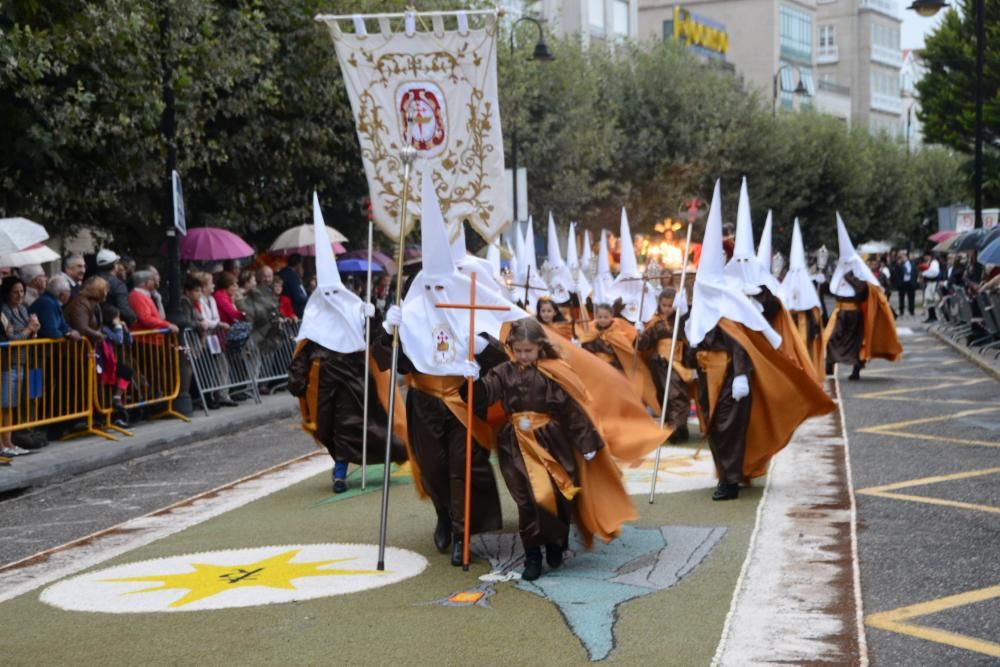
0 394 299 495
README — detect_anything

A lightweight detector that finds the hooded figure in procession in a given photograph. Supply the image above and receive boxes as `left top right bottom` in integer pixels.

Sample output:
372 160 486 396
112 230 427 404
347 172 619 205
288 193 409 493
686 180 835 501
608 208 659 326
375 175 528 566
823 213 902 380
723 180 817 383
778 219 826 382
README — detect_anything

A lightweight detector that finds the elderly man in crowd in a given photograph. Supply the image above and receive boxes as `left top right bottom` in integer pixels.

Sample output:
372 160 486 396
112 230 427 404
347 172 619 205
20 265 48 307
96 249 137 326
59 254 86 300
129 269 178 333
64 276 109 345
28 276 82 341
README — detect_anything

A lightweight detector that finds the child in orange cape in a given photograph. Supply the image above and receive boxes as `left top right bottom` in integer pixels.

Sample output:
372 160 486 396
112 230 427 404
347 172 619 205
464 318 635 581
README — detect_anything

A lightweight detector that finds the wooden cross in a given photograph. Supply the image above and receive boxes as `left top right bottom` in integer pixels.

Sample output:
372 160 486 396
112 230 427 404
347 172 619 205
435 271 510 571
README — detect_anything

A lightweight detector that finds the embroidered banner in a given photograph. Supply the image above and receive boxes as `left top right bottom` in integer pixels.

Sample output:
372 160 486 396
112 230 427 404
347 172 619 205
322 11 509 241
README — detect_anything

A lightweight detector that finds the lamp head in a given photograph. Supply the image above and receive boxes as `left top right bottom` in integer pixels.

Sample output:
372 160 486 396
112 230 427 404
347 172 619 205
907 0 948 17
532 38 553 61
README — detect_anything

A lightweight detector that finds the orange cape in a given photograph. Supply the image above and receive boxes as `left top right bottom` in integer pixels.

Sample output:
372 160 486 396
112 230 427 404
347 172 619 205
771 303 823 386
577 319 661 412
823 288 902 363
717 319 836 478
501 322 670 463
789 307 826 383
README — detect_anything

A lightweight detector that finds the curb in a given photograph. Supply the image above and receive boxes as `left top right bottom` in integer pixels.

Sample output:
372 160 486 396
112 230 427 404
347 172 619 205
0 399 299 495
929 329 1000 381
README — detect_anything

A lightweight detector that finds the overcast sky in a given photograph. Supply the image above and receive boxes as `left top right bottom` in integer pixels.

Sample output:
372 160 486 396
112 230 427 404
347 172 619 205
900 7 947 49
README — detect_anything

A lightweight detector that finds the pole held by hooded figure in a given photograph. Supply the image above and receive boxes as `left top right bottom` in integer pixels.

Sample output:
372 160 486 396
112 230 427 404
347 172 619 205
648 224 694 503
361 219 374 489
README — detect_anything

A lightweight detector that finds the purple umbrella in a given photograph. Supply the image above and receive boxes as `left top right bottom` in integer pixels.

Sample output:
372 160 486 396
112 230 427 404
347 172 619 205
179 227 255 260
340 248 397 275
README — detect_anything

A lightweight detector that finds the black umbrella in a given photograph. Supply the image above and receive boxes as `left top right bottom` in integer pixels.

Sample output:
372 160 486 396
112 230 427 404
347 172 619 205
951 228 993 252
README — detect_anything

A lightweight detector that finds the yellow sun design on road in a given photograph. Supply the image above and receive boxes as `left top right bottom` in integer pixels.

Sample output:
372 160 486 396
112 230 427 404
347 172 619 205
100 549 384 608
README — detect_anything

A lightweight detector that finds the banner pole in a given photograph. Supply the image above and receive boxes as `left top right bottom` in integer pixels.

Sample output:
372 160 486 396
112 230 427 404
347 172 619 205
361 220 374 490
377 146 417 571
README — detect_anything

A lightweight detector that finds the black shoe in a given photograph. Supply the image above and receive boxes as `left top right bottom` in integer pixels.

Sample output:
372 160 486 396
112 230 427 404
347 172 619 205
451 538 466 567
433 511 451 553
13 431 47 450
522 546 543 581
216 399 239 408
333 478 347 494
545 543 564 569
668 427 690 444
712 483 740 501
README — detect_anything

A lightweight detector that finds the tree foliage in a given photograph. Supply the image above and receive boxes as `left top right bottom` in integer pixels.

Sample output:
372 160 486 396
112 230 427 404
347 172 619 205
0 3 967 259
916 0 1000 205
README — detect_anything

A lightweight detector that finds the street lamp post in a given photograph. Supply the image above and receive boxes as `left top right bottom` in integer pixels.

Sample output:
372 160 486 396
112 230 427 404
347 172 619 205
907 0 983 230
509 16 552 227
772 63 810 117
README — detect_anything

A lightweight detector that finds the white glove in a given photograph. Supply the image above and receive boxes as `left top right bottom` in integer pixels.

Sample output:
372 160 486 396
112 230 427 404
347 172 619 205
461 360 480 380
583 451 597 461
731 374 749 401
360 302 375 319
570 337 581 348
472 335 488 354
691 369 698 381
383 305 402 334
634 318 644 332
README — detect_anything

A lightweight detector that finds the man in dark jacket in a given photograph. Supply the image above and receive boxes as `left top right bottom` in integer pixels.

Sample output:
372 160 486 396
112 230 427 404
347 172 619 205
28 276 82 341
277 254 308 318
891 250 917 317
96 249 137 326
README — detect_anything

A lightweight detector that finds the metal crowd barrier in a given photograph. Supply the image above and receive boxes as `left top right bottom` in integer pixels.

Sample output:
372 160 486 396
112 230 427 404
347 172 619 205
0 337 113 441
254 319 299 391
83 328 190 438
184 327 261 417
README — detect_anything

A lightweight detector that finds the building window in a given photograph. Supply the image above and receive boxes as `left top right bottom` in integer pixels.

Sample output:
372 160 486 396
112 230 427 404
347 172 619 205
780 4 813 64
613 0 629 36
819 25 835 47
589 0 605 32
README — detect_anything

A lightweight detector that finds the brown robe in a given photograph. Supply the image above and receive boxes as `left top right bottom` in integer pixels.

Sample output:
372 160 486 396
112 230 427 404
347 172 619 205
824 274 869 366
472 362 602 548
754 286 818 383
578 318 660 411
637 313 695 433
790 307 825 383
687 326 754 485
373 329 505 537
288 341 408 468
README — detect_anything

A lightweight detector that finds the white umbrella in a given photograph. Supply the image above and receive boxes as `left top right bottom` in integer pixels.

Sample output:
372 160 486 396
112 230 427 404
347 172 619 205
270 223 348 256
0 243 60 267
857 240 891 254
0 218 49 256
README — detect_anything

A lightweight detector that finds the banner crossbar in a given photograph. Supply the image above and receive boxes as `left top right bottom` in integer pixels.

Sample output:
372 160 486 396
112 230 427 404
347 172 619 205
315 8 499 23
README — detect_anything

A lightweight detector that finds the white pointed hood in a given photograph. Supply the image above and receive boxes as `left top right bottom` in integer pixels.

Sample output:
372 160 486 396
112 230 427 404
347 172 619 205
449 219 506 296
566 221 592 300
829 212 880 297
399 176 527 376
544 213 575 303
609 207 657 323
723 177 767 295
686 180 781 349
297 193 367 353
581 229 596 281
516 216 549 308
778 218 822 311
593 229 615 305
755 210 782 293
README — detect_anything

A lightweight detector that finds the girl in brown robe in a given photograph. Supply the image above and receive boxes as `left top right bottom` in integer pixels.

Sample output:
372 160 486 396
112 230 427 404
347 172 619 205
467 319 634 581
638 289 694 442
825 272 868 380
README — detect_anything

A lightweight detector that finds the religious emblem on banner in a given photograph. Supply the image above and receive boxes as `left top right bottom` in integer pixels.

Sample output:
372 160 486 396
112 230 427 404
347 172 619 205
432 325 458 365
398 83 447 156
320 11 510 241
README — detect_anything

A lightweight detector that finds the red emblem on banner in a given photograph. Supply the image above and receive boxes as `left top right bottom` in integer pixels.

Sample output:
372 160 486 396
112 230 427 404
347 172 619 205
399 84 447 155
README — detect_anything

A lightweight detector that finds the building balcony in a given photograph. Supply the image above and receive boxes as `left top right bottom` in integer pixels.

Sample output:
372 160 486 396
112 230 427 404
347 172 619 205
819 79 850 96
817 45 839 64
871 92 903 115
871 44 903 68
858 0 900 19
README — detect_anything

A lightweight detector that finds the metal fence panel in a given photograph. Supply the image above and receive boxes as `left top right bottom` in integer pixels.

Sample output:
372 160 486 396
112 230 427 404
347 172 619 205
184 328 262 417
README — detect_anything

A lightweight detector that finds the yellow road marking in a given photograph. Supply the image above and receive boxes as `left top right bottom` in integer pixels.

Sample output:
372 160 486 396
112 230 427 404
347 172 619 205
858 406 1000 431
857 378 991 400
862 358 963 375
861 430 1000 449
866 585 1000 658
858 468 1000 515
